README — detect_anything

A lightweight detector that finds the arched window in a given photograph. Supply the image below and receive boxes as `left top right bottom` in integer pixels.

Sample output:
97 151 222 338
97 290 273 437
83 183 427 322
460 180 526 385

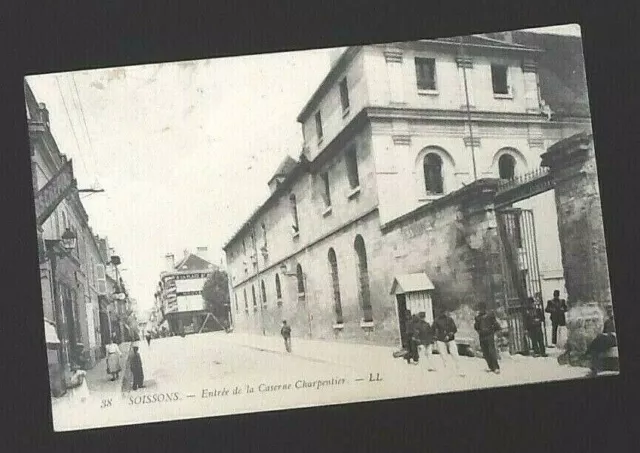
424 153 444 194
261 280 267 307
354 235 373 322
290 194 299 234
243 288 248 313
328 248 343 324
251 285 257 311
498 154 516 180
275 274 282 305
296 264 305 295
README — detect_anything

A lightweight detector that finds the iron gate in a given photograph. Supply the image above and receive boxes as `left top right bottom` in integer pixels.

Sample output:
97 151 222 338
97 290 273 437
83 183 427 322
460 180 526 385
496 208 547 354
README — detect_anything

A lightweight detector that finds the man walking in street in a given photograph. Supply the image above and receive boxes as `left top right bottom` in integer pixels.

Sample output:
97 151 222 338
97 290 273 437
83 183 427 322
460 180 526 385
434 309 464 376
524 297 547 357
415 312 437 371
545 290 568 346
281 320 292 353
474 302 502 374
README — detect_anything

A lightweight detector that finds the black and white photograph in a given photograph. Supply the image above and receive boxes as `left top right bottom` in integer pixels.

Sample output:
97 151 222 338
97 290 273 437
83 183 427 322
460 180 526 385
24 23 620 432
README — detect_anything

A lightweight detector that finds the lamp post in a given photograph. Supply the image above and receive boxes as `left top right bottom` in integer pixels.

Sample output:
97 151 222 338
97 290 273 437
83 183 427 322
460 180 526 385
45 228 77 374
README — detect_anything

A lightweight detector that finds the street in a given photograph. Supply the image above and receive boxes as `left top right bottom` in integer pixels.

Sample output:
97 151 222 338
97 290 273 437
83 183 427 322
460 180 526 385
51 331 593 431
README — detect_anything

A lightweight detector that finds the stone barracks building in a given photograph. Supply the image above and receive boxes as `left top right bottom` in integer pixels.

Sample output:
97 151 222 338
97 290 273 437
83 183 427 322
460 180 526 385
223 31 601 351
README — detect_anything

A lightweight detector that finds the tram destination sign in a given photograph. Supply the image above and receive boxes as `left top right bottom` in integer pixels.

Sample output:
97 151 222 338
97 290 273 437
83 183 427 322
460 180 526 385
34 159 76 227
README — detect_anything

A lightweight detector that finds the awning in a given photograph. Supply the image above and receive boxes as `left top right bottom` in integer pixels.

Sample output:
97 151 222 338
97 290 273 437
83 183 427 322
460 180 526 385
390 272 435 295
44 320 60 345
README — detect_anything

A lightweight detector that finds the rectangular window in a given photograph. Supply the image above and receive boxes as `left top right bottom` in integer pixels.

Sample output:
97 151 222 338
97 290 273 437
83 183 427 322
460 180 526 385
491 64 509 95
415 58 437 91
290 194 299 234
315 111 323 142
339 78 350 113
345 147 360 189
321 172 331 207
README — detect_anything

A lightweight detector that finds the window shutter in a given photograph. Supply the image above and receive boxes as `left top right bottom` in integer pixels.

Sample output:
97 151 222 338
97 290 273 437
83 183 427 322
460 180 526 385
96 264 107 295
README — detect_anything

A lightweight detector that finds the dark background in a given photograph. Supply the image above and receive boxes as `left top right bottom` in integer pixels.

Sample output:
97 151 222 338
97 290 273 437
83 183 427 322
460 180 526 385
2 0 639 452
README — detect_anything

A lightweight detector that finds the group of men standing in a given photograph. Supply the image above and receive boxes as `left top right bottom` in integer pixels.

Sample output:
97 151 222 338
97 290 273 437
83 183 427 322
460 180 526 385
402 310 465 376
401 289 571 376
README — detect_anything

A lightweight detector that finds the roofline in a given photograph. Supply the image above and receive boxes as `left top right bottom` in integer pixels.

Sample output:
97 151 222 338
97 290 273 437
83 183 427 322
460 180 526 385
296 46 363 123
222 157 310 251
418 37 543 53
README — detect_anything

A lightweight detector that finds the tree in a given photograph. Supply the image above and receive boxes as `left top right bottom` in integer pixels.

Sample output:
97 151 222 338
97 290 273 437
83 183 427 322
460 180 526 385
201 269 231 329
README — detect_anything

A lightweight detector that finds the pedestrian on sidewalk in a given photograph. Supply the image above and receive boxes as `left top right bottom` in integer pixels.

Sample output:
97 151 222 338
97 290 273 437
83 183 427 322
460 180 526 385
416 312 437 371
130 344 145 390
281 320 292 353
524 297 547 357
545 290 567 346
434 308 464 376
105 334 122 381
474 302 501 374
145 331 152 347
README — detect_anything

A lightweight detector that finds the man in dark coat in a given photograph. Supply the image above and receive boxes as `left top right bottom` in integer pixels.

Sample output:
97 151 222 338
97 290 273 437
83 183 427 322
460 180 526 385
524 297 547 357
434 309 464 376
545 290 568 346
415 312 436 371
402 312 419 364
474 302 502 374
281 320 292 353
130 345 145 391
584 305 617 376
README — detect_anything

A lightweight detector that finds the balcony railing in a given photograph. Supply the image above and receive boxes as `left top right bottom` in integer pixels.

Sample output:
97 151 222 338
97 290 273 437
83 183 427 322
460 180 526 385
495 167 554 206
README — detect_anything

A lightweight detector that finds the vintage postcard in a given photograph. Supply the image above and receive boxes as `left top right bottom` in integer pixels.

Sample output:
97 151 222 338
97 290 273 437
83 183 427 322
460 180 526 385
26 23 619 432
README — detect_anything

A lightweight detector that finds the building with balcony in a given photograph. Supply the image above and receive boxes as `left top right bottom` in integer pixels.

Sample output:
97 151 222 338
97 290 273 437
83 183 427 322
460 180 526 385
223 31 592 348
26 80 113 394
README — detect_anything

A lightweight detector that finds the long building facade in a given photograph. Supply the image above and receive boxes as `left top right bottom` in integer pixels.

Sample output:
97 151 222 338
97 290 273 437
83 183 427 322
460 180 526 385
26 80 124 395
223 31 594 349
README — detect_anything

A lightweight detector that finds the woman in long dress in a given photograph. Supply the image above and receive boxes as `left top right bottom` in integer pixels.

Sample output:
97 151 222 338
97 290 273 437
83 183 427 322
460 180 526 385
106 334 122 381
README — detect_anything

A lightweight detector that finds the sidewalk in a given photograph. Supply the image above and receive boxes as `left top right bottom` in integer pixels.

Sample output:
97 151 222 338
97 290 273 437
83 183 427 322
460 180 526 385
218 332 591 383
218 332 399 369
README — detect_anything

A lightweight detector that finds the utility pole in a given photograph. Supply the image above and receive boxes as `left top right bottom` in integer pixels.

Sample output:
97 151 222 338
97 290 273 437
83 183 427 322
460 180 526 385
459 36 478 182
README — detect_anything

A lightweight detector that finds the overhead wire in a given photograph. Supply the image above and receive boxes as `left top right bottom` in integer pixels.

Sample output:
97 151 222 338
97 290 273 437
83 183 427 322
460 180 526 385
55 75 90 178
71 73 102 190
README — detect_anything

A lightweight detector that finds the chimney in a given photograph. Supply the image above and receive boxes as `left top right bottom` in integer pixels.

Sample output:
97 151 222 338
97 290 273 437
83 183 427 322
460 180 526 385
165 253 175 271
196 246 210 263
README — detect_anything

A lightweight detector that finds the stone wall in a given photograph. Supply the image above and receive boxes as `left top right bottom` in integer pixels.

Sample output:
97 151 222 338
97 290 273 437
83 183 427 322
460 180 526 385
541 133 612 309
381 179 503 348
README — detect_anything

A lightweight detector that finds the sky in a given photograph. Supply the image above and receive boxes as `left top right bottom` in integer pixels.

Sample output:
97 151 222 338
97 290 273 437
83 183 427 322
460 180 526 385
26 24 581 315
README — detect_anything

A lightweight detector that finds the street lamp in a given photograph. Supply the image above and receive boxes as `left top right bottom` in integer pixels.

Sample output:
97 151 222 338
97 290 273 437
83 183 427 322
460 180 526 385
45 227 78 376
